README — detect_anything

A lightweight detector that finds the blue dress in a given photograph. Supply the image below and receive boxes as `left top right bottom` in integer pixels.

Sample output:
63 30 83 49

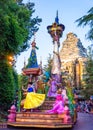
27 87 33 92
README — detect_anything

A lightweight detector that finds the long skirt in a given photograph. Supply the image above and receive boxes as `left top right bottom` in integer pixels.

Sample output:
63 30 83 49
24 92 45 109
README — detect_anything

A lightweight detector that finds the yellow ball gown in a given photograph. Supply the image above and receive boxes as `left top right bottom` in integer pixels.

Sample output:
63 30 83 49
24 92 45 109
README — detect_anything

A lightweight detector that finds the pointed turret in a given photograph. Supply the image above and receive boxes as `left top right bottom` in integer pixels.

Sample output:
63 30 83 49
22 34 40 76
55 10 59 24
47 12 65 40
27 40 39 68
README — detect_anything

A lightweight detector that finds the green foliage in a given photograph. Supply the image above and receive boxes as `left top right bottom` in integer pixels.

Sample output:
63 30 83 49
18 74 29 87
0 0 42 56
0 0 42 115
43 54 52 72
76 7 93 98
0 60 15 112
0 0 42 116
18 74 29 93
13 69 19 90
81 46 93 99
85 46 93 85
17 74 29 111
76 7 93 41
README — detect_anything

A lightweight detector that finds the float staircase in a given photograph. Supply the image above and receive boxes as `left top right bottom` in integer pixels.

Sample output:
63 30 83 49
7 100 73 128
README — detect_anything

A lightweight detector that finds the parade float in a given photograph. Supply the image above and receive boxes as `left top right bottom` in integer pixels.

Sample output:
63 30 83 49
7 12 77 128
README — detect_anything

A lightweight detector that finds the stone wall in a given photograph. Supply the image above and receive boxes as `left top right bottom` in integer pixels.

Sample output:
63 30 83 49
59 32 87 88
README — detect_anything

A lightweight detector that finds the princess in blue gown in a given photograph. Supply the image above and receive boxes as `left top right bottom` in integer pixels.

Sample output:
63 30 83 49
22 82 45 110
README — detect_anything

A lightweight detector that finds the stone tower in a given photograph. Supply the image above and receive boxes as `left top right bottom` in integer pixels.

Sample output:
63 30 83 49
60 32 87 88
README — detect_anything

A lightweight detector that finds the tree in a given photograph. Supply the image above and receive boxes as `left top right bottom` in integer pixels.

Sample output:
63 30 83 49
0 60 15 112
81 45 93 99
0 0 42 114
42 54 52 82
76 7 93 99
76 7 93 41
0 0 42 56
43 54 52 73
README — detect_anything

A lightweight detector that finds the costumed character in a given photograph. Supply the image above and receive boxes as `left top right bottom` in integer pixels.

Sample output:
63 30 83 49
66 79 75 116
62 88 69 104
43 71 50 83
36 80 45 94
42 71 51 96
22 82 45 110
44 81 50 97
47 77 58 97
46 88 65 114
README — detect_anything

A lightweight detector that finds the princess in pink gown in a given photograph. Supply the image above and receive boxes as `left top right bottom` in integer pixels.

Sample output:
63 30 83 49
46 88 65 114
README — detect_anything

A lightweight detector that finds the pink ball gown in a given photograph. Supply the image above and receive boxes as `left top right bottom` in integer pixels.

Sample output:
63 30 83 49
46 94 64 114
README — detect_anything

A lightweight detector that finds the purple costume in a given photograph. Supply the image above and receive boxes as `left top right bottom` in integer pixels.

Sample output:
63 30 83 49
47 79 57 97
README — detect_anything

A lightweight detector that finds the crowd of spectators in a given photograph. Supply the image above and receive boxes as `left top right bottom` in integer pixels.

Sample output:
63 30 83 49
76 100 93 113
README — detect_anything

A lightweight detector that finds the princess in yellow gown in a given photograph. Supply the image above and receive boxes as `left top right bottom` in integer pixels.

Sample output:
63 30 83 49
22 82 45 110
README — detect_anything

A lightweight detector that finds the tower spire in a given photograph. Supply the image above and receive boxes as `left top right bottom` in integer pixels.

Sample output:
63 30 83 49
55 10 59 24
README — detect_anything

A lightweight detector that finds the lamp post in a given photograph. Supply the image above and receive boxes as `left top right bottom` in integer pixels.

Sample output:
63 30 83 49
47 11 65 82
8 55 16 67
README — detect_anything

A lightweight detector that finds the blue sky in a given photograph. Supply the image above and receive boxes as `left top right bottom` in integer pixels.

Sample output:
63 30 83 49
16 0 93 74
